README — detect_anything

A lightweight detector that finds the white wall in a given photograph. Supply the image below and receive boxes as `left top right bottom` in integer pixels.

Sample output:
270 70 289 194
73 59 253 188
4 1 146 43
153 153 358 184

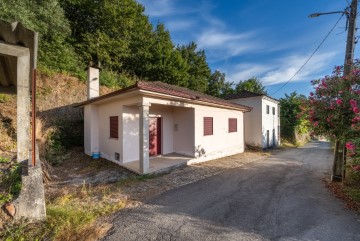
262 98 280 148
231 97 263 147
122 106 139 163
193 106 244 162
173 107 195 156
97 101 122 162
84 105 99 156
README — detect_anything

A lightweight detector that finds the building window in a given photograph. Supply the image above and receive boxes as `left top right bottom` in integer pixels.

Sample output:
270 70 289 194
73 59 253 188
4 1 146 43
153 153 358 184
266 105 269 114
228 118 237 133
204 117 213 136
110 116 118 139
272 107 275 115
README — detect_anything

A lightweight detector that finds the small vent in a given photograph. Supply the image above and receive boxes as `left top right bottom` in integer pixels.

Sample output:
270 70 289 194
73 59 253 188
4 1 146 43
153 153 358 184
115 152 120 161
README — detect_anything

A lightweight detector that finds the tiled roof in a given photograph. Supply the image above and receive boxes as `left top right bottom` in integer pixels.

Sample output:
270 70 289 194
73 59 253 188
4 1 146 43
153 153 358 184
75 81 252 111
224 90 279 103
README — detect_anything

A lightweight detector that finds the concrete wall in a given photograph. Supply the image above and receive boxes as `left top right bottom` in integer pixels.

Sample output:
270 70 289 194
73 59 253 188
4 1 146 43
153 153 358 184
193 106 244 162
122 105 139 163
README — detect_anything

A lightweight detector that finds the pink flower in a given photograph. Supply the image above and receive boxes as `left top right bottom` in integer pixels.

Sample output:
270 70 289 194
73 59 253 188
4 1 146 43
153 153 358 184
350 99 357 108
313 121 319 127
336 99 342 105
309 92 314 97
346 142 355 151
352 116 360 123
338 90 344 94
353 107 360 114
352 165 360 172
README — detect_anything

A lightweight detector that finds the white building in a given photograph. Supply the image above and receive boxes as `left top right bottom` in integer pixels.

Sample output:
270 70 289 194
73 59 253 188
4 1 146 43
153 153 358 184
76 67 251 174
226 91 280 149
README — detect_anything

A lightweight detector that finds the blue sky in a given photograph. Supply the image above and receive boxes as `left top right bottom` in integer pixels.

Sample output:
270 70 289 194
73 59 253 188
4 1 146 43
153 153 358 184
137 0 358 99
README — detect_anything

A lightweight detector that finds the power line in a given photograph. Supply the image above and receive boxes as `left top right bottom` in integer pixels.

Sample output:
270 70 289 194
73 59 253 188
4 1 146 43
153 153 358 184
270 13 345 95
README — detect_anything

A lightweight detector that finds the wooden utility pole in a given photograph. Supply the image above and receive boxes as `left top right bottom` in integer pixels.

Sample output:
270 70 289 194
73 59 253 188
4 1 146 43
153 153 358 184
335 0 358 181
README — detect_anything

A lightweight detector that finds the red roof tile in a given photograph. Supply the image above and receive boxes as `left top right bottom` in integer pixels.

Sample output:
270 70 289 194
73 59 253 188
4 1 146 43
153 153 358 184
75 81 252 112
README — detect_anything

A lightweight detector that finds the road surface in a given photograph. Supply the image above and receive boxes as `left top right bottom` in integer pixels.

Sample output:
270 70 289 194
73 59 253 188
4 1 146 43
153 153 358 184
104 141 360 241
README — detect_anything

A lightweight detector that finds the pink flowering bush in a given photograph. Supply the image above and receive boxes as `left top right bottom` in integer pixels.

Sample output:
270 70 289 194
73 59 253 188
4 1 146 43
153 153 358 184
309 61 360 178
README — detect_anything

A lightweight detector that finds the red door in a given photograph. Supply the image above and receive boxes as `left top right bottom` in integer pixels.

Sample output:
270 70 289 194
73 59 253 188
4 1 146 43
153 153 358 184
149 117 161 156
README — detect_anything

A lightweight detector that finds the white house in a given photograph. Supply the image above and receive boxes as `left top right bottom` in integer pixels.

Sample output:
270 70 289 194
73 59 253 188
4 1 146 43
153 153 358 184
225 91 280 149
75 67 251 174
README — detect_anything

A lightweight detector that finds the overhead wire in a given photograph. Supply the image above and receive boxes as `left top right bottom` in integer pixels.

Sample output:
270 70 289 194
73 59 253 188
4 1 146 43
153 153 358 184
270 13 345 95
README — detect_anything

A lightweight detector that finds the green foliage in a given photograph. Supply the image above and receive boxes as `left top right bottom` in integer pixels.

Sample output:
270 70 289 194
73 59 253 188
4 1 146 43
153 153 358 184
100 70 136 89
0 162 22 206
235 77 267 94
206 70 234 97
0 94 10 103
178 42 211 92
280 92 310 144
0 0 84 76
0 157 9 163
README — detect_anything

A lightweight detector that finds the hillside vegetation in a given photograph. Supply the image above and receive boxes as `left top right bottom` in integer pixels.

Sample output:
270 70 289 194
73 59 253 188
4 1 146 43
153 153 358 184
0 0 234 96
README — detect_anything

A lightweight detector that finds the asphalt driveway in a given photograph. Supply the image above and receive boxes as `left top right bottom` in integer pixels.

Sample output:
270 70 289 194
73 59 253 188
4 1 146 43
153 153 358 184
104 141 360 241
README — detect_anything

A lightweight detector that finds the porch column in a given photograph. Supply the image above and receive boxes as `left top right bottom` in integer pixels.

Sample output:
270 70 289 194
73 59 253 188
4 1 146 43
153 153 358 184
138 103 151 174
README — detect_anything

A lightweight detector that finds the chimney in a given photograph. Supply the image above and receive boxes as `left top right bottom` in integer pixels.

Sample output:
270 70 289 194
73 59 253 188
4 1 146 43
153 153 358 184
87 66 100 100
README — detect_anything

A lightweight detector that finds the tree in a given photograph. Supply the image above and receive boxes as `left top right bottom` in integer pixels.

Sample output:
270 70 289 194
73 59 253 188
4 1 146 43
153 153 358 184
206 70 234 97
309 63 360 180
178 42 211 92
280 92 310 144
0 0 83 74
145 23 189 86
235 77 267 94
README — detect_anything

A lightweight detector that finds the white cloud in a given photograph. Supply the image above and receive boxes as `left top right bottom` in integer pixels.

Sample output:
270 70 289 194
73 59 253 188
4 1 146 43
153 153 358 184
261 52 338 85
197 30 261 60
223 51 339 86
138 0 174 17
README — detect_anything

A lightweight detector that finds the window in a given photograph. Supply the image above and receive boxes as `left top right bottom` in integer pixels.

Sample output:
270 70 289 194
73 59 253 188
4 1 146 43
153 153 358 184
110 116 118 139
204 117 213 136
266 105 269 114
228 118 237 133
272 107 275 115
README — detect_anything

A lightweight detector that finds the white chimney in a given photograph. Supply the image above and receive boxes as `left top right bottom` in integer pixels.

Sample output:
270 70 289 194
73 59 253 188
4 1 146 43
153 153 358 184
87 66 100 100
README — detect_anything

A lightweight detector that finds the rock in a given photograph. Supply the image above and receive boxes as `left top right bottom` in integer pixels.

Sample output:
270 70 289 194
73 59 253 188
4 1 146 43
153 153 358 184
2 202 16 218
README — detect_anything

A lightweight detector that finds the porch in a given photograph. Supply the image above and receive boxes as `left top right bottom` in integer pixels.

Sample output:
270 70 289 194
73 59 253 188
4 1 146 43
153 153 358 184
121 153 193 174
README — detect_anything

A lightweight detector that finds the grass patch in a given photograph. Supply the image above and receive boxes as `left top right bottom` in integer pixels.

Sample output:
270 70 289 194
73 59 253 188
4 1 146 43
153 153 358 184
1 183 127 241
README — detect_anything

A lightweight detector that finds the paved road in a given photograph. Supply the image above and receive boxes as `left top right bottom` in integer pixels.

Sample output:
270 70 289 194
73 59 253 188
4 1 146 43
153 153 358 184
104 141 360 241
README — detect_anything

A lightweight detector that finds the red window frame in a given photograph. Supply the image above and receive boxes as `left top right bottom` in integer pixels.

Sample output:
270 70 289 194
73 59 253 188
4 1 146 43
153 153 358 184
109 116 119 139
228 118 237 133
204 117 213 136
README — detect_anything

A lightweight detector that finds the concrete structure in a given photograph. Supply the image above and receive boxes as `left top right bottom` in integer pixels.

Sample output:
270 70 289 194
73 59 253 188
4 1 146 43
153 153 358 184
226 91 280 149
76 78 251 174
0 20 45 221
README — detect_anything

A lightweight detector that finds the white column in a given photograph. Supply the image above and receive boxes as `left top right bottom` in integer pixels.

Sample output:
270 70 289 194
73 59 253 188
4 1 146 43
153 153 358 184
17 53 30 163
87 66 100 99
138 103 150 174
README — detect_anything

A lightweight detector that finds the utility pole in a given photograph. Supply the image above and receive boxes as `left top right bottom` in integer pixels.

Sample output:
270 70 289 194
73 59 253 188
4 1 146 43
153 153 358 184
344 0 357 74
309 0 358 181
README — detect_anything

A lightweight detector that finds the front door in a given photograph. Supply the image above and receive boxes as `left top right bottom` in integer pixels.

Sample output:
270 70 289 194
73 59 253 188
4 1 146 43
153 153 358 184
149 117 162 156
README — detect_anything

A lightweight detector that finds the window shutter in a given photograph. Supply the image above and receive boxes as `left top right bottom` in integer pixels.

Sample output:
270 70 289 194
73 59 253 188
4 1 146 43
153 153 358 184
266 105 269 114
272 107 275 115
110 116 118 139
204 117 213 136
228 118 237 133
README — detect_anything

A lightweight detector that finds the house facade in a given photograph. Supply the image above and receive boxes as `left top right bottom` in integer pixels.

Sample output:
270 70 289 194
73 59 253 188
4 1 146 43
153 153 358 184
226 91 280 149
76 67 251 174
